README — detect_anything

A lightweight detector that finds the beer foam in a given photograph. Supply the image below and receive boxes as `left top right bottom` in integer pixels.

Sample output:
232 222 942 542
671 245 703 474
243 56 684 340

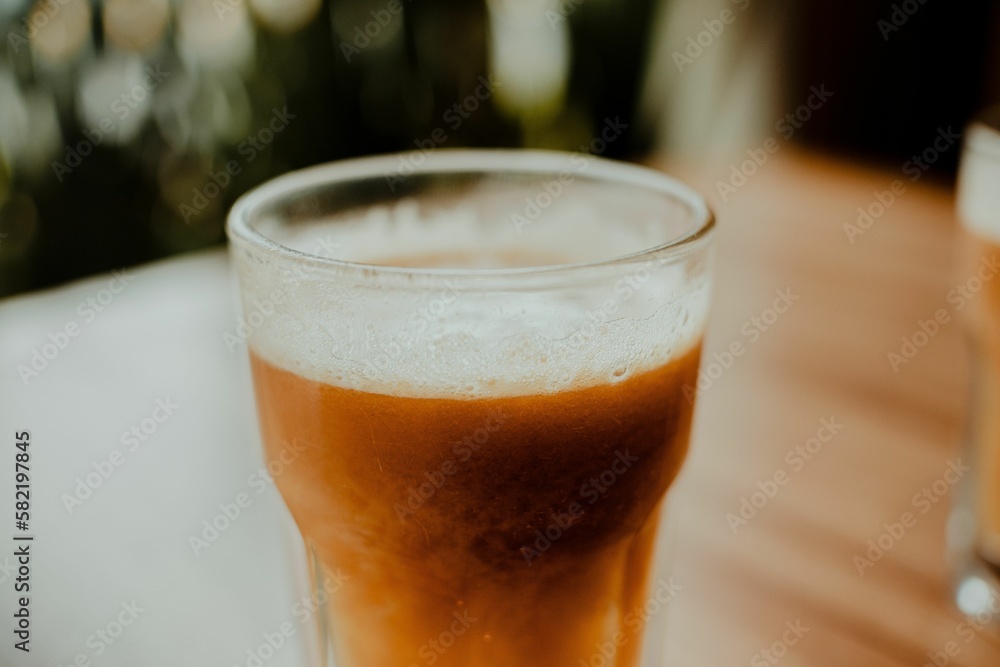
236 184 711 398
263 178 695 268
959 122 1000 242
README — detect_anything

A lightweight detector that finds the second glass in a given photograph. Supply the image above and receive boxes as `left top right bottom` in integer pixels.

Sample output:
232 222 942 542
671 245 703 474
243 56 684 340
953 109 1000 620
227 150 715 666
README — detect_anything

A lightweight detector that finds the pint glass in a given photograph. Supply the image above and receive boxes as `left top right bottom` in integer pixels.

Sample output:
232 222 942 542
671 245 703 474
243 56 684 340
226 150 715 666
952 109 1000 619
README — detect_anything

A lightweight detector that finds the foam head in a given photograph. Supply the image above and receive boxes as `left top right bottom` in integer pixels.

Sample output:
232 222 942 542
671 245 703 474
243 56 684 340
228 151 714 398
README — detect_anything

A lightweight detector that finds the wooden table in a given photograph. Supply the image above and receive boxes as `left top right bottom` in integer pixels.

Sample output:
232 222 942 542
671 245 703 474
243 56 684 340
662 150 1000 665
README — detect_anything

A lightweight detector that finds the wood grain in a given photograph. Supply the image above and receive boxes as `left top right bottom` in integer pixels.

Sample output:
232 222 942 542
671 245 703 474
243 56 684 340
655 150 1000 666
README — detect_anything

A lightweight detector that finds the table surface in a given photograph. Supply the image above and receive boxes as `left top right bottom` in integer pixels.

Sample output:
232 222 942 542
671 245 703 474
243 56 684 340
2 149 998 666
664 150 1000 665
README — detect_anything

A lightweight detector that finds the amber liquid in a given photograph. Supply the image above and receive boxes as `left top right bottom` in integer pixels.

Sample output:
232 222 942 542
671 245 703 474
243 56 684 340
964 235 1000 568
250 346 700 667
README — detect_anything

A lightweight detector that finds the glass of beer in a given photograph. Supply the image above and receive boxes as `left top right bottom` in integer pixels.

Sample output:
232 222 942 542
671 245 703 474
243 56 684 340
226 150 715 666
952 108 1000 618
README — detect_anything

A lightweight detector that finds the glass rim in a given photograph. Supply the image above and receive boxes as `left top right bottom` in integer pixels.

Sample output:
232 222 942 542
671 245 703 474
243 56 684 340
226 148 715 283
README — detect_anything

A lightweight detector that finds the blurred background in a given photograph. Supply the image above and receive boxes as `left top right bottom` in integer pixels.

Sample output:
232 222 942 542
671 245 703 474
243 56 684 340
0 0 996 296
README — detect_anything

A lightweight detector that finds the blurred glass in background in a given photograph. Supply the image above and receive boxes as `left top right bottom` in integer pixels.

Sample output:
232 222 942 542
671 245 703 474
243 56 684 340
0 0 997 296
